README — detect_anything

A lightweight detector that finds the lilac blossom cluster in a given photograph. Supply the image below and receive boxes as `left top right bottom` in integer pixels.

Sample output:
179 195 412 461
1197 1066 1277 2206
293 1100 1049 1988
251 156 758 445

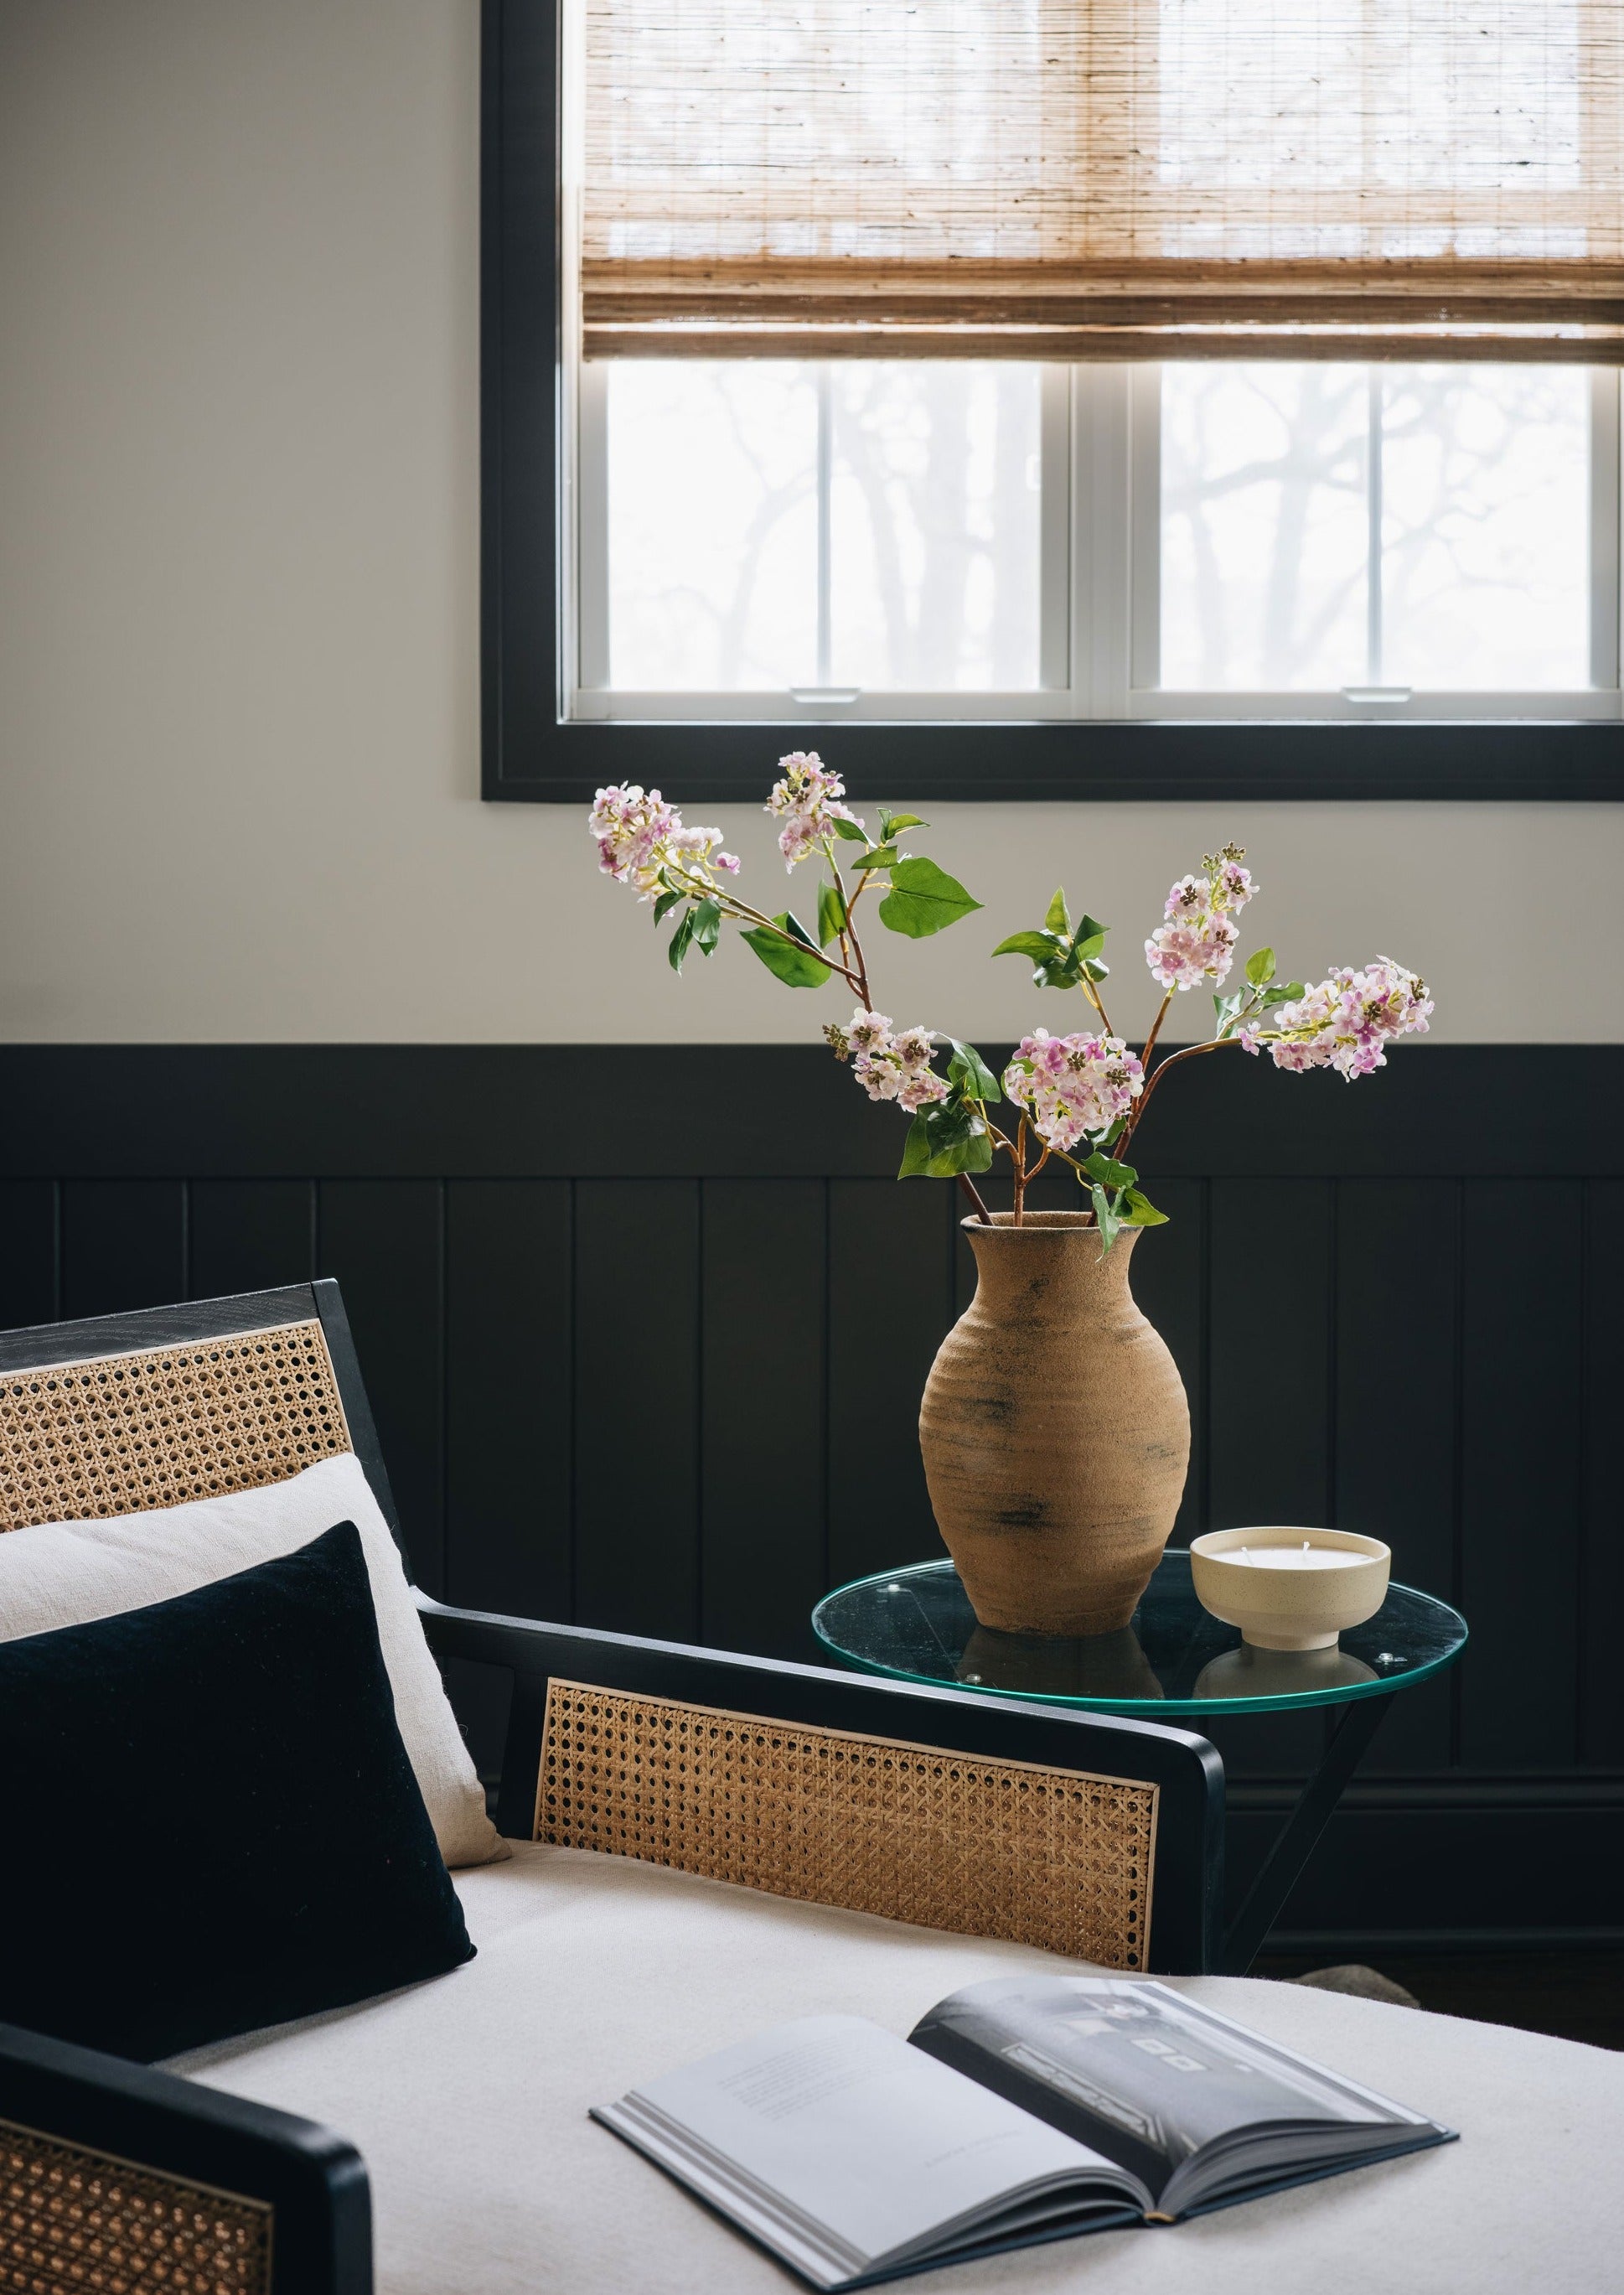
827 1010 949 1111
589 783 738 896
1144 844 1257 992
1001 1029 1145 1153
1244 960 1434 1080
766 752 863 868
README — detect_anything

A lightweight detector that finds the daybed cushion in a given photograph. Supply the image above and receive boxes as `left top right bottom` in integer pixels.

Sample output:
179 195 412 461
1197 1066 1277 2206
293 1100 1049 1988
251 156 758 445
0 1523 474 2060
0 1450 504 1868
176 1845 1621 2294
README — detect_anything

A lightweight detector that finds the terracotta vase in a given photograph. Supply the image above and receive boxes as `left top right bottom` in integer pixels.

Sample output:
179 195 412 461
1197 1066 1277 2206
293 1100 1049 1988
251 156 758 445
918 1211 1191 1637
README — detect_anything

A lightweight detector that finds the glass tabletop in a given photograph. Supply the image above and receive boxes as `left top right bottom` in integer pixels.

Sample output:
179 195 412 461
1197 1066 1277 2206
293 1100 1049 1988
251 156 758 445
812 1551 1468 1716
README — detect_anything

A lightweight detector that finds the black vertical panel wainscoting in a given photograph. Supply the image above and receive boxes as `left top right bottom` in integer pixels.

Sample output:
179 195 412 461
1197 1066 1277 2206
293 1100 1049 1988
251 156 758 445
0 1044 1619 1950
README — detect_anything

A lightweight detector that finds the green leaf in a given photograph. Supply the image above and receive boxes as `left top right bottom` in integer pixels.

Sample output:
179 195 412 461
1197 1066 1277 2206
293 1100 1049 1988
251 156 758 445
1261 980 1304 1007
1081 1150 1139 1191
852 844 899 872
668 909 696 974
879 811 928 842
740 913 832 988
1120 1189 1170 1228
816 879 847 950
897 1111 934 1179
923 1102 994 1179
877 857 983 939
830 815 869 845
691 898 721 956
897 1099 995 1181
1213 990 1245 1034
1044 886 1072 935
652 888 684 926
1089 1184 1122 1251
994 914 1108 992
990 929 1063 964
946 1039 1001 1103
1245 945 1277 988
928 1127 993 1179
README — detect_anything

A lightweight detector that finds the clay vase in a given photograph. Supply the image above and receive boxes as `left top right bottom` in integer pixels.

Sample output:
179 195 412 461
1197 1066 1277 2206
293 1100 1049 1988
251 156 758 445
918 1212 1191 1636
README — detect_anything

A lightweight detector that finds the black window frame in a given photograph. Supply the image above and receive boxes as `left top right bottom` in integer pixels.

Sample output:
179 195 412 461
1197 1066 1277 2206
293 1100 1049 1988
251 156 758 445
481 0 1624 804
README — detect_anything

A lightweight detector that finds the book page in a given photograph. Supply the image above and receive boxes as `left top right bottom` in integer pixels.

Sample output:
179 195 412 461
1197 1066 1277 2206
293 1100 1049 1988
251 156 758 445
596 2013 1139 2277
909 1978 1421 2203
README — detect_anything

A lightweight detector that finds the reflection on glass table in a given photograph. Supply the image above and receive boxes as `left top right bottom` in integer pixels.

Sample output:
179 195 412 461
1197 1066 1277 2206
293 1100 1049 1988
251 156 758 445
812 1551 1466 1717
813 1552 1469 1975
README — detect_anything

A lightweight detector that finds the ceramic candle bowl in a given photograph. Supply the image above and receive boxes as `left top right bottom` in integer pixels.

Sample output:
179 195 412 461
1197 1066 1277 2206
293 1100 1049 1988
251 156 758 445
1190 1526 1390 1650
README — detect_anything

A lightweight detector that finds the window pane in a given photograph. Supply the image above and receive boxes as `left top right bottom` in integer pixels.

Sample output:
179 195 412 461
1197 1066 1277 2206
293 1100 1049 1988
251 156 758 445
606 362 819 690
1159 361 1595 695
1159 365 1368 691
603 360 1043 693
829 365 1042 691
1380 369 1590 691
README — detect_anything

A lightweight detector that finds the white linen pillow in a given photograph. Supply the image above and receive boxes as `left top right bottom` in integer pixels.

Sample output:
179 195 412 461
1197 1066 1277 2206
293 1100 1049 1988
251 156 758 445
0 1451 508 1870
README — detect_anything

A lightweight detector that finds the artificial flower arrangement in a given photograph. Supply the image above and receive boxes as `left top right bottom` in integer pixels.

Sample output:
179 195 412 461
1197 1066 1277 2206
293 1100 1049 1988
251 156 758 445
589 755 1433 1241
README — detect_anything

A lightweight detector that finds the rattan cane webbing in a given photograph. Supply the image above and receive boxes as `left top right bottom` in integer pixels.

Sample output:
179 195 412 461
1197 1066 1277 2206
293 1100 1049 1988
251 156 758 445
0 2119 272 2294
538 1680 1158 1968
0 1321 351 1531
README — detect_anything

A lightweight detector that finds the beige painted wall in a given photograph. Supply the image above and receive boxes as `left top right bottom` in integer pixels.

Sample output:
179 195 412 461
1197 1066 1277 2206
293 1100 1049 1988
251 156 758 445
2 0 1619 1045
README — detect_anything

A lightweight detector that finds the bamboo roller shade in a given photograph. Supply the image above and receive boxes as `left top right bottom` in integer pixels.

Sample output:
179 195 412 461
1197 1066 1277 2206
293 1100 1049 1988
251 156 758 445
582 0 1624 360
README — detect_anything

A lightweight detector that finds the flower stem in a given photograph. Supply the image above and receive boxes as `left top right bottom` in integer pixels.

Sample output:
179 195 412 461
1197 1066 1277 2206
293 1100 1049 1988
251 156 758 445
1082 975 1116 1038
665 861 869 997
1139 987 1176 1071
1119 1033 1241 1154
958 1173 993 1224
826 839 874 1007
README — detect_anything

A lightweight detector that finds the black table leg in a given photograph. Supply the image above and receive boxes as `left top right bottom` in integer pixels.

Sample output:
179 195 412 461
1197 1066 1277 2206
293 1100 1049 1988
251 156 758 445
1220 1694 1392 1974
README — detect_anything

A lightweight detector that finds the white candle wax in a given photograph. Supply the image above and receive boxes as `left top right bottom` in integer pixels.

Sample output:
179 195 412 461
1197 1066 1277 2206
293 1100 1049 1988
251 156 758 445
1239 1542 1363 1570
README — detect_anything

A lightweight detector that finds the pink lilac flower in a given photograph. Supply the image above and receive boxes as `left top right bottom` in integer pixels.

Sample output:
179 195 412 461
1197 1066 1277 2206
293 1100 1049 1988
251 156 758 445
1146 915 1239 991
589 784 677 883
1001 1030 1145 1153
1260 959 1433 1080
839 1009 949 1108
765 751 863 868
1144 842 1257 992
587 783 738 897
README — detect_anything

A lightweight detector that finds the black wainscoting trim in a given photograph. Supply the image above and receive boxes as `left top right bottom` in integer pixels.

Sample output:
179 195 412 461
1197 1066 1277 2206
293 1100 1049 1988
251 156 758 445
0 1044 1620 1180
1 1040 1618 1942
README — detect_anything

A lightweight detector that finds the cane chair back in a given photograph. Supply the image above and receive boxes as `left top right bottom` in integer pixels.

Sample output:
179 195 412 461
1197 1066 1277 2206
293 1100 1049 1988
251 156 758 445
0 1282 402 1554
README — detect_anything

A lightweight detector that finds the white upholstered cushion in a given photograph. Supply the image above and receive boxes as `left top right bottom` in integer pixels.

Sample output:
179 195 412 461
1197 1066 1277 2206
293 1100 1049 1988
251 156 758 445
0 1452 505 1869
175 1845 1620 2294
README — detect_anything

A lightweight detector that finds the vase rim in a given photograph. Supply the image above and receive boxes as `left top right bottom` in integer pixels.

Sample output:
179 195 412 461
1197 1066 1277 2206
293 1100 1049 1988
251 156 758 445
960 1210 1125 1236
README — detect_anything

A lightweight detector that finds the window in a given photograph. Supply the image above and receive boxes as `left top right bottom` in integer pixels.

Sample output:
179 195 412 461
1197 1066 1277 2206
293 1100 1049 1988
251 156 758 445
568 358 1618 722
483 0 1624 796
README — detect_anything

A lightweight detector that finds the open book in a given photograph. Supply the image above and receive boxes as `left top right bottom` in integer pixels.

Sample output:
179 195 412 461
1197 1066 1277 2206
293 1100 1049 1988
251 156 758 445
593 1976 1453 2289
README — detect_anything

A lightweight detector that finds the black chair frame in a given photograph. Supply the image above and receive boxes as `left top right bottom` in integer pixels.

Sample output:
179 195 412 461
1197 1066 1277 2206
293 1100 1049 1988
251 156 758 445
0 1281 1224 2295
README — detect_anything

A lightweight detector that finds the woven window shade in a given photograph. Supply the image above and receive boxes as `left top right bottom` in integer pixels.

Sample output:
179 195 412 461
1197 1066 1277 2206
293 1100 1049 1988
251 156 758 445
581 1 1624 360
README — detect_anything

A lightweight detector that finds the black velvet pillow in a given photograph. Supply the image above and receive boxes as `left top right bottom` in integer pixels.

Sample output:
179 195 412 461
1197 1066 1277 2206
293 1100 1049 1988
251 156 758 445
0 1519 474 2061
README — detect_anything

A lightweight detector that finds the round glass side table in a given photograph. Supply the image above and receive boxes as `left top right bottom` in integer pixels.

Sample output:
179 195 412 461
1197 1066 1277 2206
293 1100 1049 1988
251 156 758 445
813 1550 1468 1971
